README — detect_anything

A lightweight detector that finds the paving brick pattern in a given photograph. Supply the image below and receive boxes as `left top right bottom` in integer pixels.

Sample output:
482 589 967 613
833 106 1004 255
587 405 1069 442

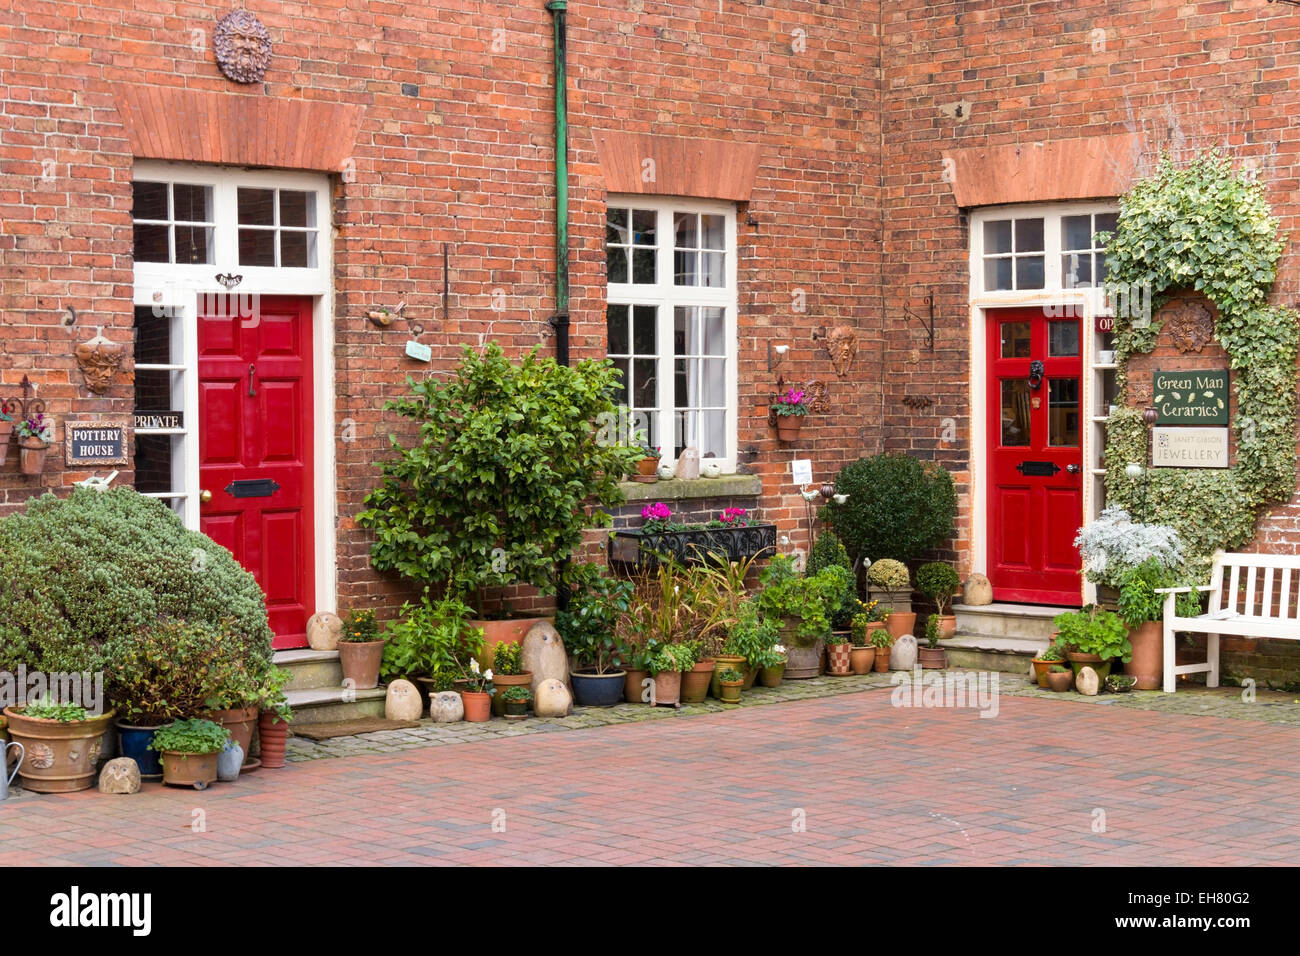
2 675 1298 866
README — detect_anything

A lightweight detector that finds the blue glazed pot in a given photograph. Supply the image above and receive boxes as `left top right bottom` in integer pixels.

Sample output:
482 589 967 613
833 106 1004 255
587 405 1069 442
569 670 626 707
116 722 162 777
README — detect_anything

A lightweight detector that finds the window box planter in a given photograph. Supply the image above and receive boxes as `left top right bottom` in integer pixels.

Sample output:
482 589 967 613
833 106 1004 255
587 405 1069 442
610 523 777 569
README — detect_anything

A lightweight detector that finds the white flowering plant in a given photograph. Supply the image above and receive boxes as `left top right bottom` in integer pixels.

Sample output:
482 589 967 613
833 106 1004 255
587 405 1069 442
461 657 495 694
1074 507 1185 589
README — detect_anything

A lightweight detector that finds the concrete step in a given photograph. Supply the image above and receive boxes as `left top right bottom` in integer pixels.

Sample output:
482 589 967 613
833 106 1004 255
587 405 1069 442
284 686 388 724
939 633 1049 675
275 648 344 692
952 603 1069 642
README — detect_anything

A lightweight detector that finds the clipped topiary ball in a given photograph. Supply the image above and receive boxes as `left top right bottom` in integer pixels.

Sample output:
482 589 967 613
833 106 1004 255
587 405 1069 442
0 488 273 674
831 454 957 565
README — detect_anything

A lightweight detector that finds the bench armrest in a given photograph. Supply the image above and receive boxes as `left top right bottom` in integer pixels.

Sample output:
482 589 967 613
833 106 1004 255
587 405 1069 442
1154 585 1215 595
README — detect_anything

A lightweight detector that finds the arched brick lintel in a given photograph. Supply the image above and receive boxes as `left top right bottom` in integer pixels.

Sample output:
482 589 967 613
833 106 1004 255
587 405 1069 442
113 85 365 172
942 133 1142 208
593 130 764 202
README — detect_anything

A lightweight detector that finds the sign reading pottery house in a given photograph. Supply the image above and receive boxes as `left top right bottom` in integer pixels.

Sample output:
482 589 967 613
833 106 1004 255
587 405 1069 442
1152 426 1230 469
1153 369 1230 425
64 421 130 466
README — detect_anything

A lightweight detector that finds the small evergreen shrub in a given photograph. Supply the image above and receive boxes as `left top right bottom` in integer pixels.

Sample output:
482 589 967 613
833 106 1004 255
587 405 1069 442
829 454 957 565
807 531 857 629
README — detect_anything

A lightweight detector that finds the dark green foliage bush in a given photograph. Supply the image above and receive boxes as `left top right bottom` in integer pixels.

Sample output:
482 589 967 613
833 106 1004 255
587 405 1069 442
807 531 857 629
0 488 273 675
830 454 957 565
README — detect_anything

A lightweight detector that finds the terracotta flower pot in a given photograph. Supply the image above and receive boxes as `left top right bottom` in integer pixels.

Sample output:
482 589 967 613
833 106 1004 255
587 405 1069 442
742 666 759 690
503 699 529 720
719 679 743 703
681 660 715 703
885 612 917 639
1046 669 1074 692
826 643 853 675
1065 651 1113 681
936 615 958 640
872 646 891 672
1031 658 1056 689
338 639 386 689
490 672 533 716
160 750 219 790
759 663 785 687
710 655 747 697
1125 620 1163 690
18 437 48 476
624 668 650 703
461 690 492 722
0 420 12 466
633 456 659 482
3 706 116 793
258 710 288 769
651 670 682 706
917 646 947 669
775 415 803 442
850 645 876 675
203 706 258 763
783 641 824 680
471 617 553 670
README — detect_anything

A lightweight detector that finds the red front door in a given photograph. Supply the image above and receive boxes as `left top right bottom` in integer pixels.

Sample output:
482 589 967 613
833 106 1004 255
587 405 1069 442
986 307 1084 606
199 295 315 648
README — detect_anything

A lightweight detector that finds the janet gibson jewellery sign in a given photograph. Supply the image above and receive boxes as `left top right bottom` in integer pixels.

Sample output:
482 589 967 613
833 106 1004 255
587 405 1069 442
1152 426 1229 469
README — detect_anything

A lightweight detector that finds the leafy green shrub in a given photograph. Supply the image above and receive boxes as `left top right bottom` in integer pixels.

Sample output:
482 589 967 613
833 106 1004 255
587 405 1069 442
357 344 643 615
924 613 940 648
1053 606 1132 663
341 609 380 643
645 642 696 675
380 593 483 682
149 718 230 755
492 640 525 676
916 562 961 615
717 668 743 683
829 454 957 565
807 531 857 629
757 555 850 646
556 570 634 675
20 699 89 722
723 603 778 664
0 488 272 675
869 629 893 649
866 559 910 590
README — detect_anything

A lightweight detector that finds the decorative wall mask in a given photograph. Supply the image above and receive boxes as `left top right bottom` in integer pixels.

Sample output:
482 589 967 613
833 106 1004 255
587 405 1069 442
74 329 125 394
826 326 858 378
1164 299 1215 353
214 11 272 84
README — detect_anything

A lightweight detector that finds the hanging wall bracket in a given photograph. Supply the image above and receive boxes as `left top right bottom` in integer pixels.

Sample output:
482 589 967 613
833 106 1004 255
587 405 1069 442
903 291 936 352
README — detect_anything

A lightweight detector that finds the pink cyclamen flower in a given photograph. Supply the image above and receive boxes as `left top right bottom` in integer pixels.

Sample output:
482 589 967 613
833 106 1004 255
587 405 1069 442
641 502 672 522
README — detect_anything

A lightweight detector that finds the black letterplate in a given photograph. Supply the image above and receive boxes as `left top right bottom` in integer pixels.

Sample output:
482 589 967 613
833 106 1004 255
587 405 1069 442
1015 460 1060 477
225 479 281 498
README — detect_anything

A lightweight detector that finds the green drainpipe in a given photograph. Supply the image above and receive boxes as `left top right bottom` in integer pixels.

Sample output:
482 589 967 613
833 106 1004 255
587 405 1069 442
547 0 570 366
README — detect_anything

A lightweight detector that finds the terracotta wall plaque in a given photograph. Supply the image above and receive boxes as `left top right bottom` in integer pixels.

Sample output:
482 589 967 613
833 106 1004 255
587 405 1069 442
65 420 130 466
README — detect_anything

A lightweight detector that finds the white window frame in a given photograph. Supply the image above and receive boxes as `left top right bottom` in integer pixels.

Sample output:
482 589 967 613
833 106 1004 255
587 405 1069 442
967 201 1119 606
606 196 739 473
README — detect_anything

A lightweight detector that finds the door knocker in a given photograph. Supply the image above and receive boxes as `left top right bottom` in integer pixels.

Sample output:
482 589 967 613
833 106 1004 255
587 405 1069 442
1028 360 1045 391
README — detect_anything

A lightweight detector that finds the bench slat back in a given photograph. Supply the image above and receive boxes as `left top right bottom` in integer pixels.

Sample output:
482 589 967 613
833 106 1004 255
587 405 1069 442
1214 552 1300 622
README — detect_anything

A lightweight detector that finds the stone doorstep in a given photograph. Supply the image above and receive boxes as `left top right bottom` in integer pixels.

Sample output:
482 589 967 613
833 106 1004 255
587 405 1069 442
284 686 388 724
952 603 1068 642
939 634 1050 675
274 648 344 692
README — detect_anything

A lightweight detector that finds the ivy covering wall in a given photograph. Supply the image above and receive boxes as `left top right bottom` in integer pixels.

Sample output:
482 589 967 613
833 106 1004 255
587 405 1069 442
1099 154 1299 563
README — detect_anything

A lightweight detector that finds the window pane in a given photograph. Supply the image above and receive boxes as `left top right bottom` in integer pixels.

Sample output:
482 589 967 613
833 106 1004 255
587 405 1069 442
1015 218 1045 252
1000 321 1031 359
701 307 725 355
699 410 725 459
1048 320 1080 357
133 181 168 221
640 410 659 452
1062 252 1091 287
1094 212 1118 238
611 357 630 404
134 433 180 495
674 249 696 286
1016 256 1045 289
606 207 629 246
1049 378 1080 447
632 247 656 283
280 230 317 268
631 209 656 246
174 225 213 265
701 214 725 250
607 246 628 283
237 187 275 226
1096 252 1108 284
632 305 656 354
983 220 1012 255
133 305 173 365
1061 214 1093 251
606 303 629 354
133 367 174 410
239 228 276 266
1001 379 1031 447
172 183 212 222
700 251 724 287
133 223 170 263
674 212 697 249
985 257 1012 291
632 358 656 408
279 190 314 228
699 358 726 406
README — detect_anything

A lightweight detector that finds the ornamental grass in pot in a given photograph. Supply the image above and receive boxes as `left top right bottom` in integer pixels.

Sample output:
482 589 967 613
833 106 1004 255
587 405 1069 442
3 699 116 794
149 718 229 790
339 609 386 690
1053 605 1131 682
557 570 632 707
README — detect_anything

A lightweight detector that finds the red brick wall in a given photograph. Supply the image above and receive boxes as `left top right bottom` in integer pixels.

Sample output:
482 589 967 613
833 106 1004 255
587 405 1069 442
0 1 884 620
880 0 1300 576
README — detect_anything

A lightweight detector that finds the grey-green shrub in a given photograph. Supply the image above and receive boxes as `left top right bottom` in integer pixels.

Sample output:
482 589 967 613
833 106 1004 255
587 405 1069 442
0 488 273 674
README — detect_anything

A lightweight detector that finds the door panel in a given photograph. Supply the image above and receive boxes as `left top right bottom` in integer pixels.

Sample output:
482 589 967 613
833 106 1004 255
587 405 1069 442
199 295 314 648
987 307 1083 605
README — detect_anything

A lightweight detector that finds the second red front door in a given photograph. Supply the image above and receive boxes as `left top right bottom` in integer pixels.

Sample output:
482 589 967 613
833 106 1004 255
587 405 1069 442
986 307 1084 606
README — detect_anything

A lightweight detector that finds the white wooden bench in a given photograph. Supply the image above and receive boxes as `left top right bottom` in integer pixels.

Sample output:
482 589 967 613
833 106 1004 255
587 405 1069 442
1157 551 1300 693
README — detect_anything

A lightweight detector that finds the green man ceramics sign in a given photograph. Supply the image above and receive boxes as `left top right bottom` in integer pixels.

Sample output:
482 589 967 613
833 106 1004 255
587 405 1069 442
1153 369 1229 425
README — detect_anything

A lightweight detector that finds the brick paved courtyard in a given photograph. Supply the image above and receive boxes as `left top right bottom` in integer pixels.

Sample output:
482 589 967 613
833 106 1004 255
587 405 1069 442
3 679 1299 866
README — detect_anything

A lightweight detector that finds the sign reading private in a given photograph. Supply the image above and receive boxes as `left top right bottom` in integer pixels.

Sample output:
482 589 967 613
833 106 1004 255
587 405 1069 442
65 421 129 466
1152 427 1229 469
133 410 183 430
1153 369 1229 425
